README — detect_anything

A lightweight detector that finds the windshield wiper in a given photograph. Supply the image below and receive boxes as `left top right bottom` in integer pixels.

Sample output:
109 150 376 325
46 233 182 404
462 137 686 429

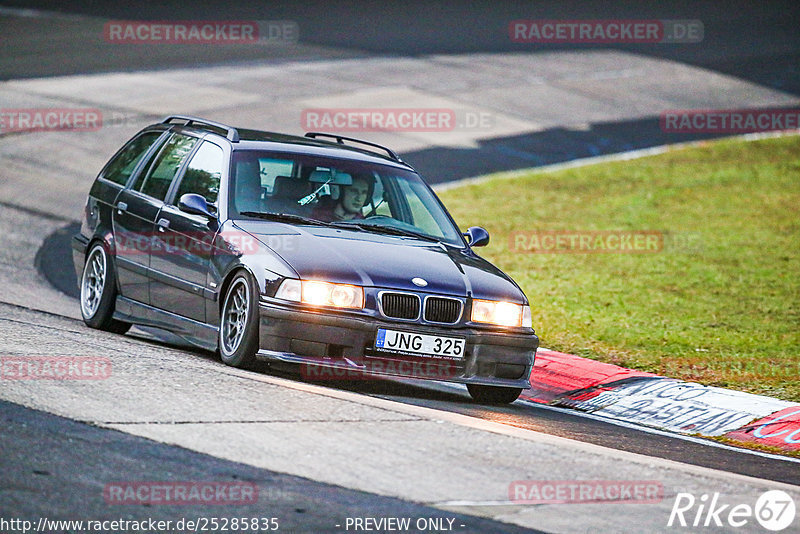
240 212 441 242
333 221 441 243
240 211 330 226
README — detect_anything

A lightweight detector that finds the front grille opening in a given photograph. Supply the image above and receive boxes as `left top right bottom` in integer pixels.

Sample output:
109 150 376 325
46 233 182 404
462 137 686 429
477 361 496 378
495 363 526 380
326 344 345 359
381 293 420 319
424 297 462 323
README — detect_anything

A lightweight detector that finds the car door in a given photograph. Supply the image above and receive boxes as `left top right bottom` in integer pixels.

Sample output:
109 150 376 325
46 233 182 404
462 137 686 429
149 139 224 323
116 132 200 306
109 130 170 304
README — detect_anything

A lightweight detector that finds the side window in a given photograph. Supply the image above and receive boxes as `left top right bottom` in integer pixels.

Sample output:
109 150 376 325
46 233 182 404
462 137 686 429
101 131 163 186
231 156 295 214
259 158 294 194
134 133 199 201
174 141 223 206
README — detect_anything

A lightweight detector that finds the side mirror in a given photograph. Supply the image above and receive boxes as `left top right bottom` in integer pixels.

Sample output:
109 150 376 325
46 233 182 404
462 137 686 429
178 193 216 219
464 226 490 247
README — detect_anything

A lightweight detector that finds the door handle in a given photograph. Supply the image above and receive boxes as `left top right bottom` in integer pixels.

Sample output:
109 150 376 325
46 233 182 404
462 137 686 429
116 201 128 214
157 218 170 232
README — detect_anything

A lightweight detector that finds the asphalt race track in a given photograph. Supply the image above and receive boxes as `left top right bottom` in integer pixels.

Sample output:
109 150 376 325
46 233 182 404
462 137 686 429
1 398 539 534
1 2 800 533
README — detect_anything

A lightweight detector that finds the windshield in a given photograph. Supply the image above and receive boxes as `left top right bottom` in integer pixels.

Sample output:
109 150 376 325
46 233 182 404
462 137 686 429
229 150 465 246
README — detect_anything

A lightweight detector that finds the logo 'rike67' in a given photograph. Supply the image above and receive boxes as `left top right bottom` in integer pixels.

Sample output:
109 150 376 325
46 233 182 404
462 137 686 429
669 490 796 531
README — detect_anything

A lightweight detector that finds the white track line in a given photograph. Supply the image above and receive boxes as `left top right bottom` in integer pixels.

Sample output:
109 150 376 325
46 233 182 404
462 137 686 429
519 399 800 464
211 364 800 491
429 381 800 464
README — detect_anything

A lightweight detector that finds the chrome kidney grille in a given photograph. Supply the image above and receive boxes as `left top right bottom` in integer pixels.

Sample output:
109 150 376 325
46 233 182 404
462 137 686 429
380 292 420 320
423 296 462 324
380 292 462 324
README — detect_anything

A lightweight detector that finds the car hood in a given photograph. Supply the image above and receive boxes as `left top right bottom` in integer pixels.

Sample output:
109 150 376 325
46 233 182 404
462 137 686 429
234 221 526 302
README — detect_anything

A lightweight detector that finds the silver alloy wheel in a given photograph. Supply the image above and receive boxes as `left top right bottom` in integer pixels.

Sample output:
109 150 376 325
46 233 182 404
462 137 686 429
80 245 107 319
221 277 250 356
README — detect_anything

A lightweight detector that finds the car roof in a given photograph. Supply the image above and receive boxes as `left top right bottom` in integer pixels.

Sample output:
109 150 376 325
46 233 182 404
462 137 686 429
154 115 414 171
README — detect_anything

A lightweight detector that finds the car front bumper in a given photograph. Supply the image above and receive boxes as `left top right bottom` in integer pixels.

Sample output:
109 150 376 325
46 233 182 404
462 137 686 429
256 299 538 388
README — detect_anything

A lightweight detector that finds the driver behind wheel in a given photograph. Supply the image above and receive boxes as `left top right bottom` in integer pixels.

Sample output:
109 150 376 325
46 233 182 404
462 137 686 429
312 174 372 221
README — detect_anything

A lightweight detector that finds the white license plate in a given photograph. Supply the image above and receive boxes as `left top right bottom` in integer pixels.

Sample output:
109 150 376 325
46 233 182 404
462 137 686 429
375 329 465 359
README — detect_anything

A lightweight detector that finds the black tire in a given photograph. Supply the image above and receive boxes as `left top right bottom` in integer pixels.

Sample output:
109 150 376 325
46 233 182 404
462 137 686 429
79 242 131 334
467 384 522 405
218 271 259 369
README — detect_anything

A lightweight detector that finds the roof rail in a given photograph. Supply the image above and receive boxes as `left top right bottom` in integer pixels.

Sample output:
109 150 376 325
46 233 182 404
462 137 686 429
304 132 403 162
162 115 240 142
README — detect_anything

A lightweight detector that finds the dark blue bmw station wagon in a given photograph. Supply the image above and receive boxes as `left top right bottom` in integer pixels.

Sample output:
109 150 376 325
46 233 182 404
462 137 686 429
72 116 538 403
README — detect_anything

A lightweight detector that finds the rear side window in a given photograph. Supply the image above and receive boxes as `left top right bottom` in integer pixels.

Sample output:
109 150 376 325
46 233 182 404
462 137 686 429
258 157 295 194
174 141 224 206
101 131 163 186
134 133 199 201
